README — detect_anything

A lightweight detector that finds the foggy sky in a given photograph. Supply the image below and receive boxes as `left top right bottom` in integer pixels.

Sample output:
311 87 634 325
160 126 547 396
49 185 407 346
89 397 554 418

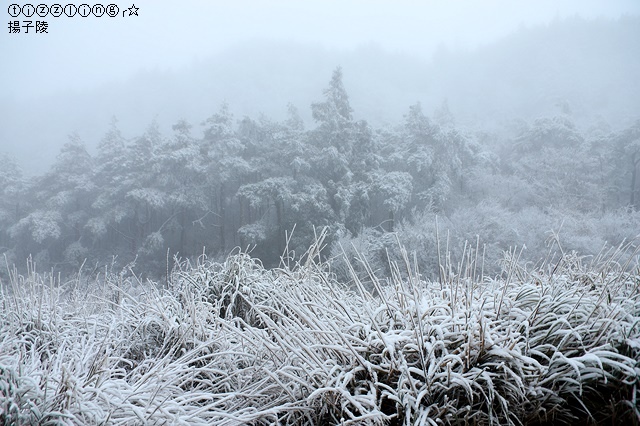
2 0 639 101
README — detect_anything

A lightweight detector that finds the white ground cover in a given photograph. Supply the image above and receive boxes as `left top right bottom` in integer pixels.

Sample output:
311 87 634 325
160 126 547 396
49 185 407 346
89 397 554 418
1 244 639 425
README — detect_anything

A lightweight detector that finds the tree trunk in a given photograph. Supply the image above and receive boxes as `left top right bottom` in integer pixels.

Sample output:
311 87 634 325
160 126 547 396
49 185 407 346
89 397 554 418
239 197 245 228
179 209 186 255
631 153 639 210
219 183 226 251
275 199 284 254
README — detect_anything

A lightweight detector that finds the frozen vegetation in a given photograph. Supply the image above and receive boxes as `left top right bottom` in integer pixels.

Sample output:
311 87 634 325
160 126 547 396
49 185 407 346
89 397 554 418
1 235 638 425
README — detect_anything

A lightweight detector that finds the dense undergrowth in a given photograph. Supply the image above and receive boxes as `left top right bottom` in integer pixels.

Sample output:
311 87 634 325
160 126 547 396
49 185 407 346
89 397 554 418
1 237 639 425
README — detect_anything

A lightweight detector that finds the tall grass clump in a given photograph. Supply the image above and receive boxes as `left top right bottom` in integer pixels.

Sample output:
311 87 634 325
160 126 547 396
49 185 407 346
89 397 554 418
1 237 639 425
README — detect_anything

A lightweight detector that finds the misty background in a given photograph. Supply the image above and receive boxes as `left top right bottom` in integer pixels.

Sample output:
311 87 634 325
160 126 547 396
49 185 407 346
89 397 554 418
2 0 639 173
1 1 640 278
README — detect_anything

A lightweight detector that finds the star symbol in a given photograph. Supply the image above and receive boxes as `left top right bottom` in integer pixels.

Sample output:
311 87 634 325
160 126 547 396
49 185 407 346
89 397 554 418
127 4 139 16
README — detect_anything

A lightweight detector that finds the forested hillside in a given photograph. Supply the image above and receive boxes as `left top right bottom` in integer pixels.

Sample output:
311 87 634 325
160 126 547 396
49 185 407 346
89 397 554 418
1 66 639 280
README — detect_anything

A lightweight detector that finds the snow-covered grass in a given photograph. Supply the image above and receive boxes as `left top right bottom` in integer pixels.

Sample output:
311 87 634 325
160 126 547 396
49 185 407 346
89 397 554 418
1 239 639 425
